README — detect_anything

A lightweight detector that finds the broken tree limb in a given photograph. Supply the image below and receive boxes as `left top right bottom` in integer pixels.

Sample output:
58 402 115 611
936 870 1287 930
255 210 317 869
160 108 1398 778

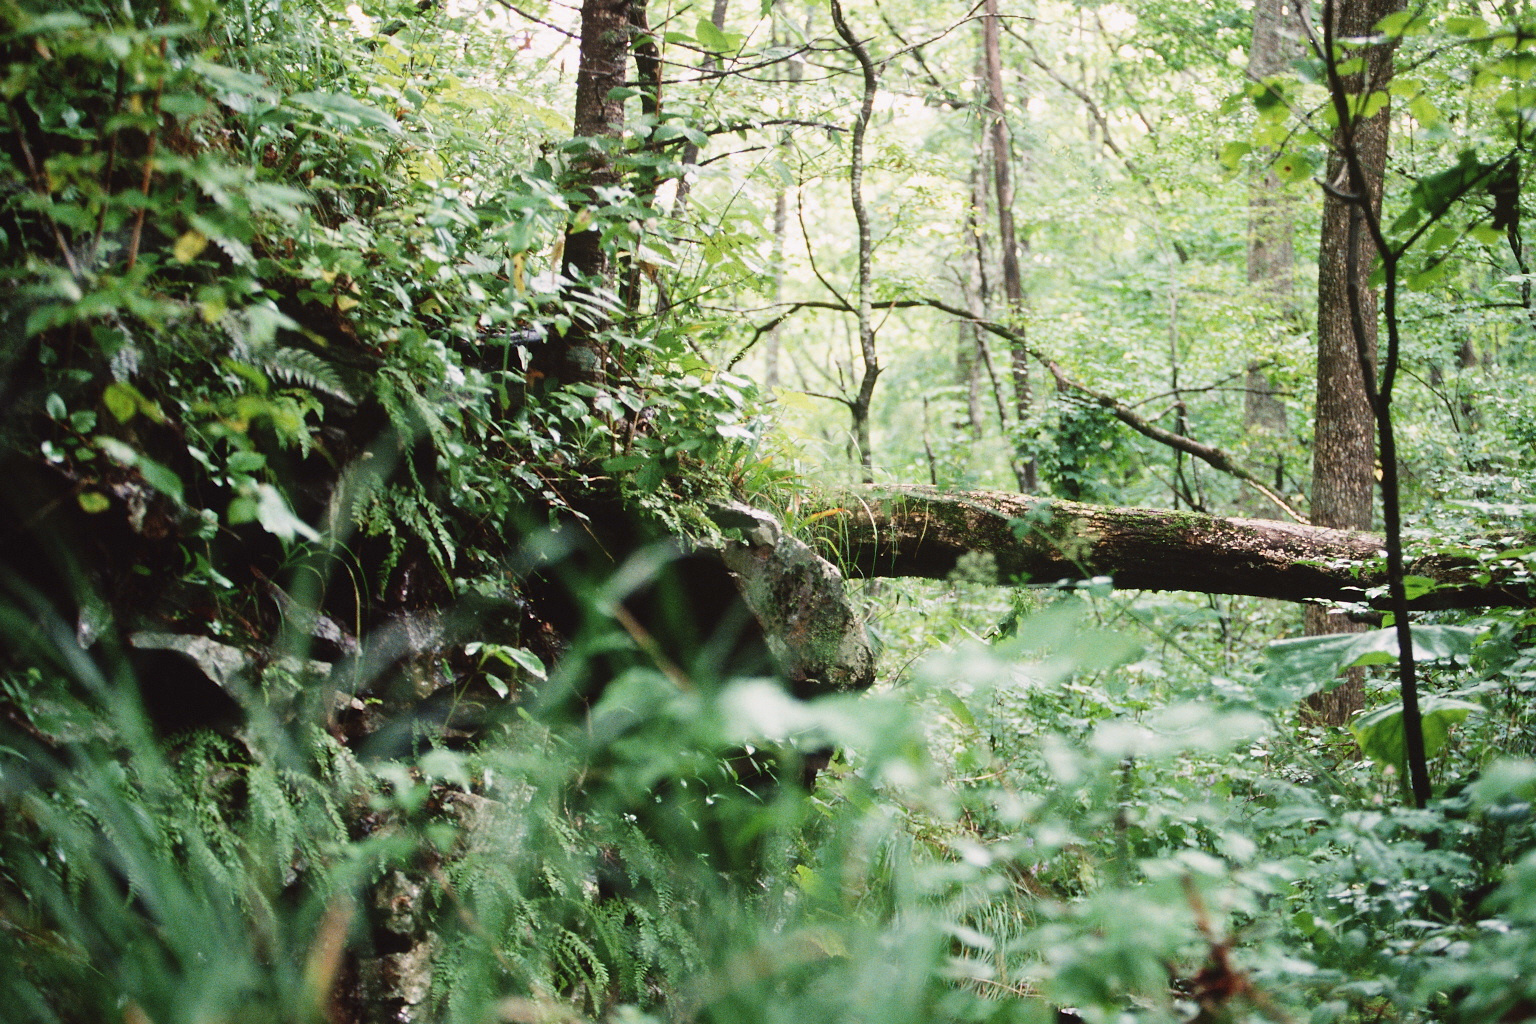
802 485 1532 610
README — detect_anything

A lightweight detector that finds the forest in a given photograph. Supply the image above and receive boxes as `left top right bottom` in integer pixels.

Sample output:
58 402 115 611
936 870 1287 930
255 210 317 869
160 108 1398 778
3 0 1536 1021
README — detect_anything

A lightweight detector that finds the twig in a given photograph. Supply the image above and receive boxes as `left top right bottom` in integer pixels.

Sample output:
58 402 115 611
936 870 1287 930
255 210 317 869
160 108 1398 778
125 42 168 273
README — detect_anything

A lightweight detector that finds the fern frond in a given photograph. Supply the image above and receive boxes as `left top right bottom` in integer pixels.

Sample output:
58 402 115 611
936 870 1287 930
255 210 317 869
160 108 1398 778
259 346 354 403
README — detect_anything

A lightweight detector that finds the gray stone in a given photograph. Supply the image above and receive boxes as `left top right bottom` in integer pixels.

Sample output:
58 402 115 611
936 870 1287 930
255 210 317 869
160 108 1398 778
708 502 876 694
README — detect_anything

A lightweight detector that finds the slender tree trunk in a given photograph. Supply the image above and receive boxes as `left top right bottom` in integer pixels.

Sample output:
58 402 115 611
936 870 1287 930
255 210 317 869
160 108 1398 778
765 189 788 391
1303 0 1402 726
1247 0 1307 301
534 0 632 389
830 0 880 484
981 0 1035 492
957 315 985 437
1242 0 1308 518
620 0 662 316
671 0 729 217
959 109 996 439
762 6 806 392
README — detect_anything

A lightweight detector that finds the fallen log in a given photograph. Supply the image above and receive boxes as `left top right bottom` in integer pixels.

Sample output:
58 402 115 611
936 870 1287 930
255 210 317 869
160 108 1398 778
802 485 1531 610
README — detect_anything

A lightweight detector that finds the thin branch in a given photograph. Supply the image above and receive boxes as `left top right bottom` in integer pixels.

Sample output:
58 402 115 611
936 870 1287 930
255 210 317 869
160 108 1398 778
488 0 579 38
748 297 1308 522
1006 24 1157 197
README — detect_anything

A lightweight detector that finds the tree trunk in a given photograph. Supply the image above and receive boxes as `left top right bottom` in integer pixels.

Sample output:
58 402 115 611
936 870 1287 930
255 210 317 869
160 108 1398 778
1247 0 1308 302
830 0 880 484
800 485 1530 610
981 0 1036 492
761 4 804 392
618 0 662 316
532 0 632 389
1304 0 1402 725
1242 0 1308 519
956 315 985 438
965 127 1011 437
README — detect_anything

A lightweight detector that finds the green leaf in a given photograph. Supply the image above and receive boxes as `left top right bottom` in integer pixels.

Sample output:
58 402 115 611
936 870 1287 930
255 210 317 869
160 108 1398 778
15 10 89 33
77 491 110 514
94 435 138 467
1261 626 1482 706
1495 85 1536 115
1273 151 1315 183
1375 10 1431 36
193 59 275 105
1218 141 1251 172
136 455 184 504
937 690 976 729
287 91 401 133
226 451 267 474
103 382 139 424
1470 223 1504 245
1350 695 1483 771
1424 225 1459 252
1348 90 1390 121
1408 93 1443 127
695 17 733 53
1444 15 1488 36
418 748 469 786
250 483 319 543
502 646 547 681
1470 759 1536 805
1407 260 1453 290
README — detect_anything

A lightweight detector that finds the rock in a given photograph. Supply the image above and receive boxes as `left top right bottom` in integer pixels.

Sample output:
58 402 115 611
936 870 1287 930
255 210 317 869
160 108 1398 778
708 502 876 696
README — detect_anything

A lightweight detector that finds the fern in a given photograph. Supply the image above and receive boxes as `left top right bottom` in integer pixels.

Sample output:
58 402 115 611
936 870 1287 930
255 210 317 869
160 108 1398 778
258 346 355 404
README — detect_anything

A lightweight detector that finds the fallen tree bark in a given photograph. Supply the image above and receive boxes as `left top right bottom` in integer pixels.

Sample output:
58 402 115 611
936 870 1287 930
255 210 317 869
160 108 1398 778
803 485 1531 610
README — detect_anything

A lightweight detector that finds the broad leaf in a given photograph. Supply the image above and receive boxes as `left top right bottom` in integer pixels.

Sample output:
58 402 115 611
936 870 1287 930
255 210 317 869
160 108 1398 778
1261 625 1482 706
1350 695 1484 772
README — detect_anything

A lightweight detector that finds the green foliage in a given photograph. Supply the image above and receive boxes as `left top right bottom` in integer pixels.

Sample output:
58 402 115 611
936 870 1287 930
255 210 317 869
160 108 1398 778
4 2 1536 1024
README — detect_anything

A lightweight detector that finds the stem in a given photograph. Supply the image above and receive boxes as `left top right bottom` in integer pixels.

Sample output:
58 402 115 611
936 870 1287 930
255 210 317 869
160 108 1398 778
1378 259 1431 808
126 42 168 273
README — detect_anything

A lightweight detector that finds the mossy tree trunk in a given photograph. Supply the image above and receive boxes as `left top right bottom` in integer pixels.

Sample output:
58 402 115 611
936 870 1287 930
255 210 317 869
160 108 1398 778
801 485 1529 610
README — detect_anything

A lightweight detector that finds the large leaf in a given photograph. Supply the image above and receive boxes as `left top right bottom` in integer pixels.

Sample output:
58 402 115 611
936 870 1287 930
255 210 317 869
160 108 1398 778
1259 625 1482 707
1350 695 1484 772
287 91 401 133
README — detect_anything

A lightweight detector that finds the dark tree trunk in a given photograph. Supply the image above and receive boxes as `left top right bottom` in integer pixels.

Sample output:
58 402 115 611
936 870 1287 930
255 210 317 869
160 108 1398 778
532 0 632 389
1304 0 1402 725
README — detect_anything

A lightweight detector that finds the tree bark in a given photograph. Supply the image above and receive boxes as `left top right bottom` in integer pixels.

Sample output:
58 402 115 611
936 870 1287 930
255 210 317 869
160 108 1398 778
761 5 805 392
981 0 1036 492
801 485 1529 610
1247 0 1308 302
1242 0 1308 519
532 0 632 389
1304 0 1402 724
829 0 880 484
